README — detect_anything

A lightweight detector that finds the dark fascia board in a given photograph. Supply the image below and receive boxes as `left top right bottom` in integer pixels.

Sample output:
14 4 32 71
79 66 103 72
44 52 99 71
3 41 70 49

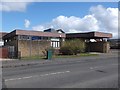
66 32 94 38
16 30 66 38
94 32 112 38
66 32 112 38
3 29 66 39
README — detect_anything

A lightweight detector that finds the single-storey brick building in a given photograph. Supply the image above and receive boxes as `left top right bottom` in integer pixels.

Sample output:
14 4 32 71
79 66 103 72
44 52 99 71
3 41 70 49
2 29 65 58
1 29 112 58
66 32 112 53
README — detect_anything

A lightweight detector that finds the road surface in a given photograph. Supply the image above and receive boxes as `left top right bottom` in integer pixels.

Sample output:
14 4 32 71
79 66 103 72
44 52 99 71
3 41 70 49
2 50 119 88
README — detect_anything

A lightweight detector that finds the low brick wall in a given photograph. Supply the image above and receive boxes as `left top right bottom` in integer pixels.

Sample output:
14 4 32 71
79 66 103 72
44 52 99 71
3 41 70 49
87 42 110 53
18 40 51 57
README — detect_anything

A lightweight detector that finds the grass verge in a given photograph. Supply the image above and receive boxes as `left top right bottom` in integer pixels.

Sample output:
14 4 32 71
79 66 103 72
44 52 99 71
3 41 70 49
21 53 98 60
21 56 45 60
53 53 98 58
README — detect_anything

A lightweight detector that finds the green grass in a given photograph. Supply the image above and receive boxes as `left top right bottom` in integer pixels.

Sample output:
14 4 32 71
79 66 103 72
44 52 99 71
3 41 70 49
53 53 98 58
21 53 98 60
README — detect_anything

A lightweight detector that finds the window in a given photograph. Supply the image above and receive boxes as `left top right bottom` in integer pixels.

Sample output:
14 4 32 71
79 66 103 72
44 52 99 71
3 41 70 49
50 38 60 48
31 36 41 40
18 35 31 40
42 37 49 40
51 41 60 48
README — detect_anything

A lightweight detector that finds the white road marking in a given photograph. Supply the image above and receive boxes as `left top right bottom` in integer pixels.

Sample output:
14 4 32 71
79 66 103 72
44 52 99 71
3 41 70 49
5 78 22 81
5 78 18 81
89 63 118 70
44 74 49 76
22 76 33 79
90 67 94 69
50 73 57 75
66 71 70 72
5 71 70 82
55 72 61 74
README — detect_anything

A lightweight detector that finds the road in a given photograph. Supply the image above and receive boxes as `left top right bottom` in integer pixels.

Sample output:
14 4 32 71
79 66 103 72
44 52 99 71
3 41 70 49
2 50 119 88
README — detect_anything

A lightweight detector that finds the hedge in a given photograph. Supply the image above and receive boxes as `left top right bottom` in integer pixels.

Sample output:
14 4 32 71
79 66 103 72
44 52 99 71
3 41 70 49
60 39 86 55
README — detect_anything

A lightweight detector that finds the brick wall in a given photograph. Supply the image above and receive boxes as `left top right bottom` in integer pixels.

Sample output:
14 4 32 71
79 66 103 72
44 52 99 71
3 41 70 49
18 40 51 57
86 42 110 53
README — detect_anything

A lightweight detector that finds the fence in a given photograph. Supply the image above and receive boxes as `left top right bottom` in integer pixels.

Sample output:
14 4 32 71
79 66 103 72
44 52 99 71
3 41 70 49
0 47 8 58
0 47 21 59
8 51 21 59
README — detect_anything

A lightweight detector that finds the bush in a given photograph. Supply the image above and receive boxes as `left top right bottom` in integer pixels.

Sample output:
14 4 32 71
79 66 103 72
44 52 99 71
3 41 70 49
60 39 86 55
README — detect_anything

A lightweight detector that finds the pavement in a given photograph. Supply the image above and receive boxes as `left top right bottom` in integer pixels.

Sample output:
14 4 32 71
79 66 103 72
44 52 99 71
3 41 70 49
1 49 119 68
2 49 119 88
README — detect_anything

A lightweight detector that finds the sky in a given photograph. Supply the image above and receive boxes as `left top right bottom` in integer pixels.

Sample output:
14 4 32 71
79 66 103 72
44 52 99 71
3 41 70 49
0 2 119 38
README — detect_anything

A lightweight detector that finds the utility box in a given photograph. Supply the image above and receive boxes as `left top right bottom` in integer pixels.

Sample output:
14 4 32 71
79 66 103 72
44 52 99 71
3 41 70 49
47 50 53 60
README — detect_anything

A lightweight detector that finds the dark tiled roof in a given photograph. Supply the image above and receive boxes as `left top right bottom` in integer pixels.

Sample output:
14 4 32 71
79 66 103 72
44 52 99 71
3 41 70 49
44 28 57 33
